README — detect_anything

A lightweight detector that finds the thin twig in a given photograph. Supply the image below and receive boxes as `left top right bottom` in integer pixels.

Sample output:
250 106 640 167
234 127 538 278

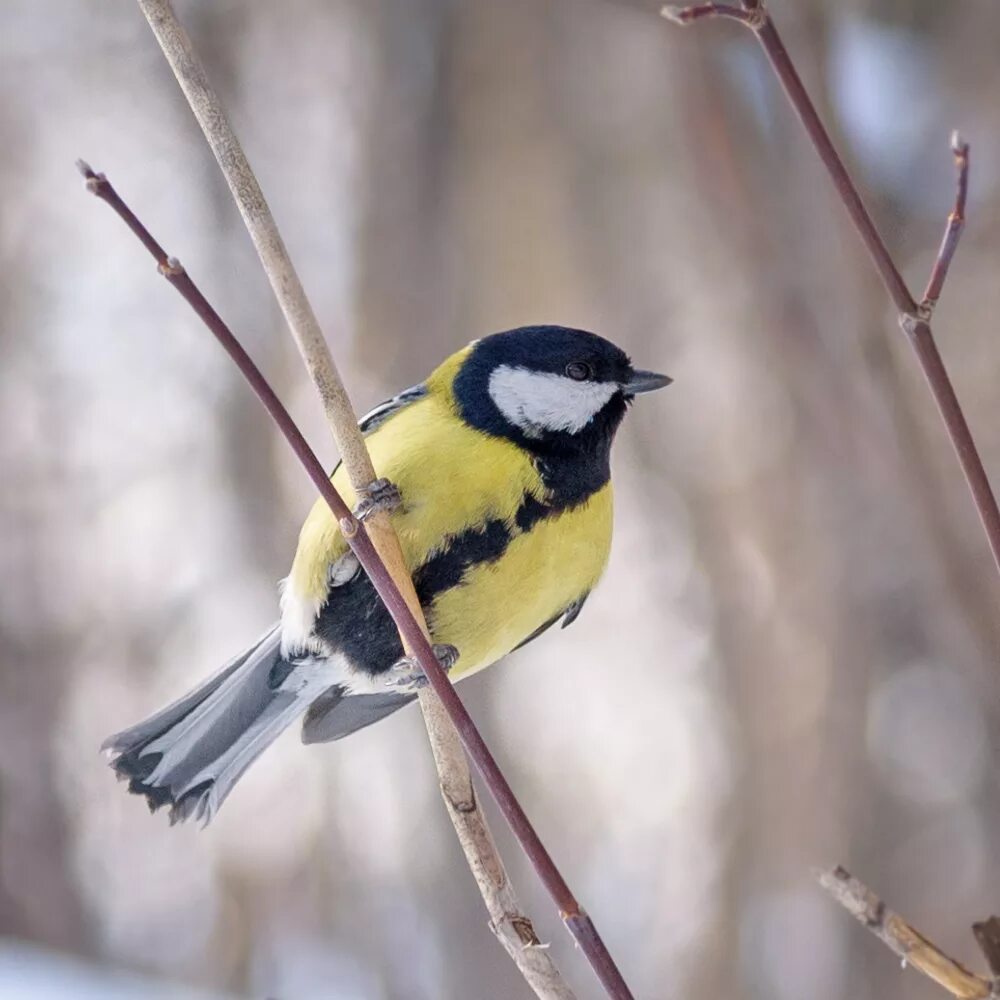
921 132 970 315
662 1 1000 578
80 162 631 1000
131 3 588 996
817 867 995 1000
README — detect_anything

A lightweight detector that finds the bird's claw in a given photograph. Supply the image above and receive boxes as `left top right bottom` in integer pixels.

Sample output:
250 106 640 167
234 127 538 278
354 478 402 521
384 644 459 692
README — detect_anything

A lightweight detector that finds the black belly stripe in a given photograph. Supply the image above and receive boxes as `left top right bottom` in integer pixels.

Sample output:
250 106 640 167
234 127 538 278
314 571 404 673
514 493 550 533
313 483 596 676
314 515 516 672
413 517 511 603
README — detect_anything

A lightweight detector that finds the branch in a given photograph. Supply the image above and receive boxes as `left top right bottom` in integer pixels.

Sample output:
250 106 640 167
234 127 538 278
818 867 998 1000
661 1 1000 579
79 162 629 999
921 132 970 315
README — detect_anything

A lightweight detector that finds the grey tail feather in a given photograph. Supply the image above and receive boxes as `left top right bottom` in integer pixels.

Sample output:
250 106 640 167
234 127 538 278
301 688 416 744
103 625 309 825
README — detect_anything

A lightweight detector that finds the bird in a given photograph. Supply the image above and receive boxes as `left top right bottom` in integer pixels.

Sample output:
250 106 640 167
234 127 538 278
103 325 672 824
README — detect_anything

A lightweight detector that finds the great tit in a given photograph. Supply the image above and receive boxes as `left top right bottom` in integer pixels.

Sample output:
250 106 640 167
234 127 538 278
104 325 672 823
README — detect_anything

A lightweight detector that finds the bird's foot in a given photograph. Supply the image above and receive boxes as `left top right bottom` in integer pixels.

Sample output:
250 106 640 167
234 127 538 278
383 644 459 693
354 478 402 521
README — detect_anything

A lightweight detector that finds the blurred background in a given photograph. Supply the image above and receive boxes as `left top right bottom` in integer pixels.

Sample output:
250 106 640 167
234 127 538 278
3 0 1000 997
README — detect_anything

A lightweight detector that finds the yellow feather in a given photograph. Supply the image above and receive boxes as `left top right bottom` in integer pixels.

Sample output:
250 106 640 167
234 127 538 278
431 485 611 679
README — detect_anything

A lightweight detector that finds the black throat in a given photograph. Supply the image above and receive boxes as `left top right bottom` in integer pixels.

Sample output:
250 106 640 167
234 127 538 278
454 387 628 509
528 417 622 507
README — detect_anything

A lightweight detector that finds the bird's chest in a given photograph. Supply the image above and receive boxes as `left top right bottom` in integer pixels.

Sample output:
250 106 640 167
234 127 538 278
289 403 613 675
419 485 613 678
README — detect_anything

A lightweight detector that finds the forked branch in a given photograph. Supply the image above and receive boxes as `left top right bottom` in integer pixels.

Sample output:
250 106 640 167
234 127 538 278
818 867 999 1000
79 162 630 1000
661 1 1000 578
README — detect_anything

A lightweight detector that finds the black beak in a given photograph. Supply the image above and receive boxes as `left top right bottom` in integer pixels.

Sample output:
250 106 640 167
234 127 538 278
622 369 673 395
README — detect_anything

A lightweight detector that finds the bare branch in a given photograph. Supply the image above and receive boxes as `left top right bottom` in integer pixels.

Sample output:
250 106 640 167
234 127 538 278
79 161 631 999
662 1 1000 580
921 132 971 316
818 867 993 1000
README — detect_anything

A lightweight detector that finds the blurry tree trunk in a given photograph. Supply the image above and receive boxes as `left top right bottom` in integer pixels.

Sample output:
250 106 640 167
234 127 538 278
354 0 461 386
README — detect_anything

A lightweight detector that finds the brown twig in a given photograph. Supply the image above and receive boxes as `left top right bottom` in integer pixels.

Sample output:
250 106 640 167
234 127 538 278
662 1 1000 578
817 867 997 1000
921 132 970 315
79 162 632 1000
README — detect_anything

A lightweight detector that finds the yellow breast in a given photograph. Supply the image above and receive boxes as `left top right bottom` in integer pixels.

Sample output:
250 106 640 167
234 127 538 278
291 395 541 595
287 382 613 676
428 484 612 678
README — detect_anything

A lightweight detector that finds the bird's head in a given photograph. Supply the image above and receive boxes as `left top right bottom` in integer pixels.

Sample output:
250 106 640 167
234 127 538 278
447 325 671 455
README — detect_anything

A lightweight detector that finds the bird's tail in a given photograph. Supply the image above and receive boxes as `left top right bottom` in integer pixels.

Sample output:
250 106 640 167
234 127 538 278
103 625 311 825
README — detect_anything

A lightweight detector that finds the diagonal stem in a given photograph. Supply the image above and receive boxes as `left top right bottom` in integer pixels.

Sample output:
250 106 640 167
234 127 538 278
921 132 970 313
901 313 1000 577
79 162 632 1000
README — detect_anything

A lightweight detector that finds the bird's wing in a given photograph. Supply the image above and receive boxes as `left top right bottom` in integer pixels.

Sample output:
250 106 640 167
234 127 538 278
301 688 416 744
358 383 428 435
512 593 590 652
324 383 428 481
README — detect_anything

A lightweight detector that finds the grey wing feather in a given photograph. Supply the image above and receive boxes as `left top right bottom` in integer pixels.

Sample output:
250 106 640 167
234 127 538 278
301 689 416 744
101 625 275 754
512 593 590 652
104 625 310 825
327 384 428 480
561 593 588 629
358 383 427 434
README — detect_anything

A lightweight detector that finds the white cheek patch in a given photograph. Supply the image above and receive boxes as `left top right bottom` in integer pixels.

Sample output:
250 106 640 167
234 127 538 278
487 365 618 436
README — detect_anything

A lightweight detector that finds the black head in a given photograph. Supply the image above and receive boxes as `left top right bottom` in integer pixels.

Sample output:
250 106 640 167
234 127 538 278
452 325 671 460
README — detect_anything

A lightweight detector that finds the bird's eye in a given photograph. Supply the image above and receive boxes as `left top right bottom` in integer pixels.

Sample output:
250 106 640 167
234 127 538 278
565 362 592 381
